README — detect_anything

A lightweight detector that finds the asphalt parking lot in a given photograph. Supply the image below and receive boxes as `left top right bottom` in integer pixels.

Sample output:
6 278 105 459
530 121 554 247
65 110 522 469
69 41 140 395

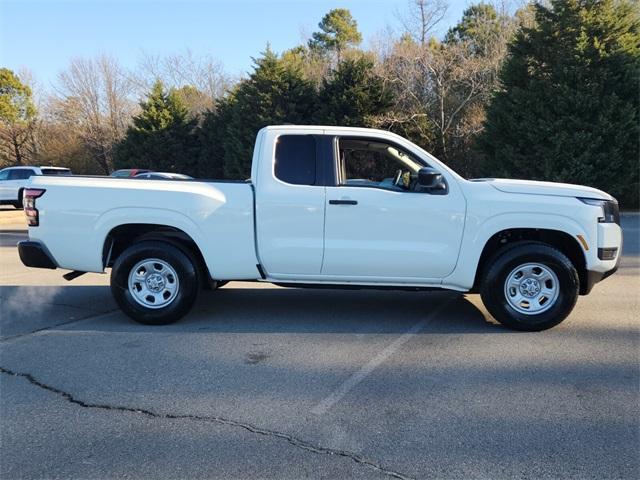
1 207 638 479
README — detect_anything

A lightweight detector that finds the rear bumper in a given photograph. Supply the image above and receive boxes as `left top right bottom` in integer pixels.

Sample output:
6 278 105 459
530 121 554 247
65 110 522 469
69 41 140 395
18 241 57 269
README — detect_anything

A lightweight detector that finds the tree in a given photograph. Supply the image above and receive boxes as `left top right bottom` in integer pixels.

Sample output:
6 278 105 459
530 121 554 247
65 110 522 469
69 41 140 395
134 50 231 117
198 48 318 178
445 2 503 55
397 0 448 46
114 80 197 173
317 56 393 126
309 8 362 62
56 55 135 173
281 45 331 87
172 85 212 119
377 3 514 175
35 95 98 174
478 0 640 207
0 68 37 166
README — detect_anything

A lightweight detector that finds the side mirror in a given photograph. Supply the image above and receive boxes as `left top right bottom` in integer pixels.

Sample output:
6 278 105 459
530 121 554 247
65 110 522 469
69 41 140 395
417 167 445 190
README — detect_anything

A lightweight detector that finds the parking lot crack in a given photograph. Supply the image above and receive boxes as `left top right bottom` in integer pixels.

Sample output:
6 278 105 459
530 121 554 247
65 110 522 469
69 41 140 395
0 366 414 480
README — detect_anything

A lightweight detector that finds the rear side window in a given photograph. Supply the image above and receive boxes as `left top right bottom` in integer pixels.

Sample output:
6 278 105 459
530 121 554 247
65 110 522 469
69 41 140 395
8 169 35 180
274 135 316 186
0 170 8 180
42 168 71 176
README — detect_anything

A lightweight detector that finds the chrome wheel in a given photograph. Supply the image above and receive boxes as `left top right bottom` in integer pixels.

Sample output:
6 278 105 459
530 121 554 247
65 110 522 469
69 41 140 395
127 258 179 309
504 262 560 315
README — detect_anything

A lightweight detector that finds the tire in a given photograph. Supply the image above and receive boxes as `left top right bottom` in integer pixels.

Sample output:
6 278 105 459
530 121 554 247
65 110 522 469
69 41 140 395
480 242 579 331
110 240 199 325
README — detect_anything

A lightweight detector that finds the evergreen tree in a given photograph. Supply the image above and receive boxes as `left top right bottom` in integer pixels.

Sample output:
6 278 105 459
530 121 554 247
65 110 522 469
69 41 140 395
444 3 505 56
309 8 362 62
114 81 197 173
196 94 234 179
198 48 318 179
317 56 393 126
478 0 640 207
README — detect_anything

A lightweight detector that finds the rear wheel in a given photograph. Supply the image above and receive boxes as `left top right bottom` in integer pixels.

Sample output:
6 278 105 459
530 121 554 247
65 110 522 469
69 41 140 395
480 242 579 331
110 240 199 325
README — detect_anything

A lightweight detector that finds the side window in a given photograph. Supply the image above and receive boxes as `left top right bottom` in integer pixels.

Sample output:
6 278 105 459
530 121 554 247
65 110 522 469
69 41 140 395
337 138 423 191
0 170 9 181
274 135 316 186
8 169 35 180
42 169 71 176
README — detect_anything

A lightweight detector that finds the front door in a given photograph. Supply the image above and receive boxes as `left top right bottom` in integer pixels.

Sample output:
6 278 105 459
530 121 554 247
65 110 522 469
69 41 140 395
321 136 466 280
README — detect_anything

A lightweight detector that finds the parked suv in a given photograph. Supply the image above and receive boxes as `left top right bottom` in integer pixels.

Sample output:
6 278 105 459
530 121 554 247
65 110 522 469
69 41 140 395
0 166 72 208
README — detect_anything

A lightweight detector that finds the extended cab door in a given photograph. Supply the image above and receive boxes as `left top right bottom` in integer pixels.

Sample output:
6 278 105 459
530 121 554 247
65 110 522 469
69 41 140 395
254 129 332 275
321 134 466 281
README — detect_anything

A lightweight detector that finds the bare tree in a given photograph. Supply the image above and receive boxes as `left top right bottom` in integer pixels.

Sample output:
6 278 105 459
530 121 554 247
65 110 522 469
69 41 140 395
0 119 38 167
134 50 231 116
376 1 516 175
397 0 448 46
55 55 135 173
35 95 97 172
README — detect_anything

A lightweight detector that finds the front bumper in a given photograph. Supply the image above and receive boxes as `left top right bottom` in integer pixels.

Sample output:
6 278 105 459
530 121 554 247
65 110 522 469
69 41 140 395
582 238 621 295
18 241 57 269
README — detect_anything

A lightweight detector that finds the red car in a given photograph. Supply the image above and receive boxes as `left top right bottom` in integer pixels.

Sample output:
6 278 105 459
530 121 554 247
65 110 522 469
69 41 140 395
110 169 150 178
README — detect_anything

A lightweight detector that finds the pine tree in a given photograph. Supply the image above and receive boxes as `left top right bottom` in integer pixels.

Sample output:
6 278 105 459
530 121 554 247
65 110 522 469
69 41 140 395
478 0 640 207
445 3 501 52
115 81 197 173
308 8 362 62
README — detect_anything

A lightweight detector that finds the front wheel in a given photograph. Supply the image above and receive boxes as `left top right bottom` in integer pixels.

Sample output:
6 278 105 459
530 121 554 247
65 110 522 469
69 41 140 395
110 240 199 325
480 242 579 331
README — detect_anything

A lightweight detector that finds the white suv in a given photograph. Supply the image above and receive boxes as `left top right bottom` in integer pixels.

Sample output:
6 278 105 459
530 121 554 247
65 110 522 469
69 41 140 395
0 166 72 208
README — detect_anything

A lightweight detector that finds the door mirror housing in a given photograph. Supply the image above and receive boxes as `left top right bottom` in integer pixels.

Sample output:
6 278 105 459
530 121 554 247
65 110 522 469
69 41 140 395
417 167 446 191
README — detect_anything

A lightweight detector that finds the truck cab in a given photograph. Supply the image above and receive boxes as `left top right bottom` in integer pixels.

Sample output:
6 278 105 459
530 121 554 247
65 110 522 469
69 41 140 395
252 127 466 282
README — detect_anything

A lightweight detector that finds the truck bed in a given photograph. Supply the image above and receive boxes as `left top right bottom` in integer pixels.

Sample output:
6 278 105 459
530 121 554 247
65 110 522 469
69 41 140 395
27 175 260 279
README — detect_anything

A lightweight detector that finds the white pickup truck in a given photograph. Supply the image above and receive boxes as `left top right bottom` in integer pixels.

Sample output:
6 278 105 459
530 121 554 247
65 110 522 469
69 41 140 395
17 126 622 331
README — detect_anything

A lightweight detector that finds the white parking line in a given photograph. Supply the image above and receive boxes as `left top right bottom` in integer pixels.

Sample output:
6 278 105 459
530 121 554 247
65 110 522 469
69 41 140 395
310 297 455 416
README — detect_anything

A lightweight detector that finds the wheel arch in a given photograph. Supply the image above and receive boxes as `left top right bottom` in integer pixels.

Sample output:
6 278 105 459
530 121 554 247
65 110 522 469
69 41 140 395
103 223 211 288
472 228 589 295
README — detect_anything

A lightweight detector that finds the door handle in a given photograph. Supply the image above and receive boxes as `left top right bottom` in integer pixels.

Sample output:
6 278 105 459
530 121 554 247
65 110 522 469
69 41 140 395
329 199 358 205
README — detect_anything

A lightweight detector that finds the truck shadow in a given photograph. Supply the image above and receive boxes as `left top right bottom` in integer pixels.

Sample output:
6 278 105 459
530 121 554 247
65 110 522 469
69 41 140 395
186 287 504 334
0 284 506 336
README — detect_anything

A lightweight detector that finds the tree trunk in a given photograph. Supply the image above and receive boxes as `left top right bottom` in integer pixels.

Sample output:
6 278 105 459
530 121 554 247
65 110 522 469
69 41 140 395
12 133 23 165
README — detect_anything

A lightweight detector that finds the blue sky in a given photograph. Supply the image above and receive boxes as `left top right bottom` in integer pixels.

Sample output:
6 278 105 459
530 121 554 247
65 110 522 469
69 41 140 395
1 0 469 88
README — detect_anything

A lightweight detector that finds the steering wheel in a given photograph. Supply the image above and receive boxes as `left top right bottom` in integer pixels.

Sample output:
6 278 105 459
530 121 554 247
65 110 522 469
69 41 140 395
392 169 403 187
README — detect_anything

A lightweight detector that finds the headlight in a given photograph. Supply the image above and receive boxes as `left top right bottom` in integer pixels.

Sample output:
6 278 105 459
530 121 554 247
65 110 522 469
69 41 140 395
578 198 620 224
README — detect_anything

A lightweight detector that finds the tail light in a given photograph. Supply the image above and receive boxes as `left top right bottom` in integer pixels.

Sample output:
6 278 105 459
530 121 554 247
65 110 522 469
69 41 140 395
23 189 46 226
